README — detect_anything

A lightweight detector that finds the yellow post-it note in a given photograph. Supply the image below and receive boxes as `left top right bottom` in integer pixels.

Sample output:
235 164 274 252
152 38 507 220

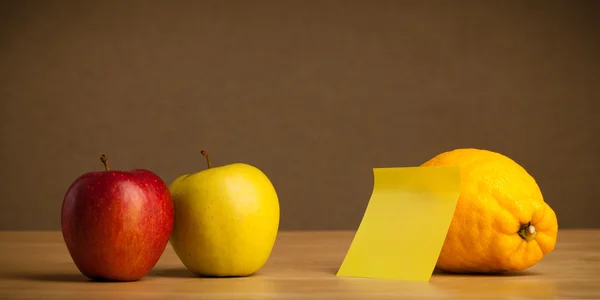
336 166 461 282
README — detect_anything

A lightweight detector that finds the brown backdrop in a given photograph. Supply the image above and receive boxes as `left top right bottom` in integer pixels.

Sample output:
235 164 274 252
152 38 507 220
1 0 599 230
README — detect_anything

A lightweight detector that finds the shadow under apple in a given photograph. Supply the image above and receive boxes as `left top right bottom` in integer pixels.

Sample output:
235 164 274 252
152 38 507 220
148 267 197 278
9 273 94 283
8 272 153 283
149 267 261 279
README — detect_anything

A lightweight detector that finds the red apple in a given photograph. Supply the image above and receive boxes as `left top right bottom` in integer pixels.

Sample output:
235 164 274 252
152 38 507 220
61 154 174 281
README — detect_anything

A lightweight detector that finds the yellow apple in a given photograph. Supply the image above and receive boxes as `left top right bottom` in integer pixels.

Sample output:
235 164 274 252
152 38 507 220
168 150 280 277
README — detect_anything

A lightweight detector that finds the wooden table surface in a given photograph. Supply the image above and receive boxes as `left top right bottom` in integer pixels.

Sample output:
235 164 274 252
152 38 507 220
0 230 598 300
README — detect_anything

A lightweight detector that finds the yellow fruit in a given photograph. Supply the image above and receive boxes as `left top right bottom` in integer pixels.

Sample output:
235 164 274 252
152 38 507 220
168 150 280 277
421 148 558 273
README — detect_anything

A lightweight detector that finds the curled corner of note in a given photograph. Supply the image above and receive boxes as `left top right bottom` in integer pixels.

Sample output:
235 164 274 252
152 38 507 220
336 165 461 282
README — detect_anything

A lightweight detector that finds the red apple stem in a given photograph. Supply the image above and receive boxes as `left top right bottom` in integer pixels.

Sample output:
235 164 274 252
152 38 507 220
100 154 110 171
200 150 212 169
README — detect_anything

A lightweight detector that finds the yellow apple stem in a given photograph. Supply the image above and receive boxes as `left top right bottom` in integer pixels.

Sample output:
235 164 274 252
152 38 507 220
518 222 537 242
100 154 110 171
200 150 212 169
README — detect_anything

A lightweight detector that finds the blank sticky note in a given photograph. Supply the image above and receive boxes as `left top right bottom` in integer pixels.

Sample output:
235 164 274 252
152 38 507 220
336 166 461 282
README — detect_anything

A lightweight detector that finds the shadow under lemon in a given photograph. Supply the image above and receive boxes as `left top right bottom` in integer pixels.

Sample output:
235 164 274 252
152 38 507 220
432 268 542 277
432 276 558 299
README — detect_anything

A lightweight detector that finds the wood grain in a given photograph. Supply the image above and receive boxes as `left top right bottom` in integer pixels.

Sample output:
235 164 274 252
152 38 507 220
0 230 598 299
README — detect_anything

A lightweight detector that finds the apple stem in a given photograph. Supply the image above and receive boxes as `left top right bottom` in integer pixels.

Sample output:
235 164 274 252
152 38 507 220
200 150 212 169
100 154 110 171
